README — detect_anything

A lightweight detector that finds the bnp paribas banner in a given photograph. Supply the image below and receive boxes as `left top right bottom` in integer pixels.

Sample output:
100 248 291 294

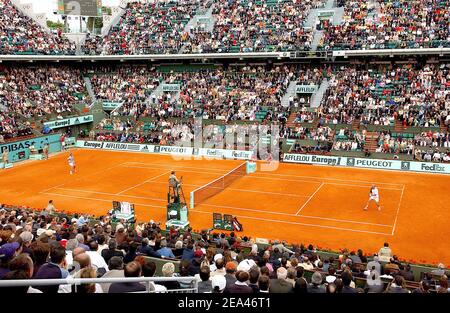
44 115 94 129
0 134 61 163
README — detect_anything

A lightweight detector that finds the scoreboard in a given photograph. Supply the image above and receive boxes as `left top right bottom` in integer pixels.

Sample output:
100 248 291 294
58 0 102 16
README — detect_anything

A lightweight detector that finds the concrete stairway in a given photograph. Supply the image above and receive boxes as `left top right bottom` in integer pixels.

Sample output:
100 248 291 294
83 76 97 103
364 132 379 152
311 30 324 50
394 119 406 133
310 79 329 108
352 119 361 131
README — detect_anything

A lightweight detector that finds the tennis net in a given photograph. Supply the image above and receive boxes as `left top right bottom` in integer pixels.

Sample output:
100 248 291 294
190 162 248 208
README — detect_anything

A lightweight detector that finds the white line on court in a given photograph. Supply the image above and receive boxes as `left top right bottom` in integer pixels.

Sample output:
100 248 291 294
41 191 391 235
116 170 171 195
44 188 393 227
120 165 312 197
197 203 392 227
54 187 167 202
190 208 392 236
124 161 404 187
39 162 128 194
391 185 405 235
41 192 165 209
296 182 325 215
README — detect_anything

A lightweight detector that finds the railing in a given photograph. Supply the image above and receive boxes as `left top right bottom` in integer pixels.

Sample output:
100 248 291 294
0 276 199 293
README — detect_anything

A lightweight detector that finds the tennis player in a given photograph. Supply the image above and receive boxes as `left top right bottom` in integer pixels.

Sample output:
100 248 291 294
364 185 381 211
68 153 76 175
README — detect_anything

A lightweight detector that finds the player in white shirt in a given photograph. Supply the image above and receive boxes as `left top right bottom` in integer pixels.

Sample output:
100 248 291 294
68 153 76 175
364 185 381 211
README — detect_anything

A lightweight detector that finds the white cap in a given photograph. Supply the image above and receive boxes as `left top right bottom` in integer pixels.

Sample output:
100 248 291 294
213 254 223 262
237 259 256 272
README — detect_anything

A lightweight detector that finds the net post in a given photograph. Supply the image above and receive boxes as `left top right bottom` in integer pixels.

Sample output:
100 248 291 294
189 191 194 209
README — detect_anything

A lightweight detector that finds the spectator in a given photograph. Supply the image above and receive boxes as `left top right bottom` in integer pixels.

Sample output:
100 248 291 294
198 265 212 293
99 256 125 293
378 242 393 262
270 267 294 293
34 244 69 293
387 276 410 293
159 262 180 290
108 261 146 293
211 275 226 293
101 239 125 264
224 271 253 293
0 242 21 278
308 271 326 293
341 270 357 293
224 261 237 287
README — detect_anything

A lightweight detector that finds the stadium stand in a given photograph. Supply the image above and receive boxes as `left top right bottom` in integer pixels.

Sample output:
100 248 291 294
0 0 450 296
0 0 75 55
0 204 448 293
318 0 450 51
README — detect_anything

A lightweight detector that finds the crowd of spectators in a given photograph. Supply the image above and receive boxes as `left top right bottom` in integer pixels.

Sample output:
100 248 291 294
333 128 365 151
319 0 450 51
0 0 75 55
184 0 325 53
0 111 32 141
374 131 414 155
95 119 195 147
0 65 86 119
319 63 450 128
1 205 448 293
98 0 203 55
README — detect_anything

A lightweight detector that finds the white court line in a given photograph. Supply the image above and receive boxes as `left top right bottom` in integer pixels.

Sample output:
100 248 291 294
41 192 165 209
245 175 404 190
121 165 312 197
123 162 230 173
190 208 392 236
54 187 167 202
296 182 325 215
54 187 392 227
39 162 128 194
122 164 404 191
41 191 391 235
318 182 404 191
197 203 392 227
124 161 404 187
116 170 171 195
391 185 405 235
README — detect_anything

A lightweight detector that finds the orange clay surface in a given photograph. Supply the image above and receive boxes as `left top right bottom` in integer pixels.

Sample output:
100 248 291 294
1 148 449 266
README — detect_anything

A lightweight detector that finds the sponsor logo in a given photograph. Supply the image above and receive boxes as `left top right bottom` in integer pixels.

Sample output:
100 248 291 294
193 148 200 155
104 143 139 151
420 163 446 173
206 149 224 157
347 158 355 166
154 146 161 153
1 141 33 153
83 141 103 149
401 161 410 170
354 159 393 168
140 145 149 152
160 146 187 154
231 151 251 159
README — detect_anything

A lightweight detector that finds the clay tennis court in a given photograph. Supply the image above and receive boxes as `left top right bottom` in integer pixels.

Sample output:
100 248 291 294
1 148 449 265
